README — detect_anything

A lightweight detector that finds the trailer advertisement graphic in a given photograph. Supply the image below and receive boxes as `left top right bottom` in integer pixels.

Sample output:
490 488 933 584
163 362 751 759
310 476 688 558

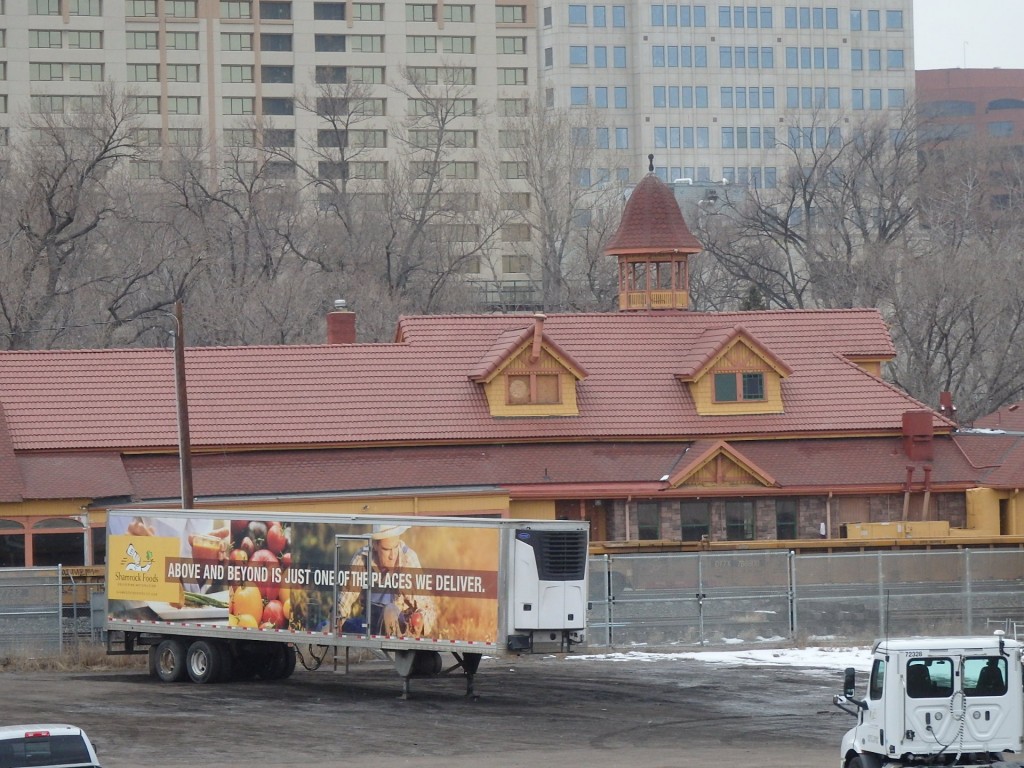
106 513 501 643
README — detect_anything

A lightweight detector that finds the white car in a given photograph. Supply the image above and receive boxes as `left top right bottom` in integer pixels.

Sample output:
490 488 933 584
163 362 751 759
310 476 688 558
0 725 101 768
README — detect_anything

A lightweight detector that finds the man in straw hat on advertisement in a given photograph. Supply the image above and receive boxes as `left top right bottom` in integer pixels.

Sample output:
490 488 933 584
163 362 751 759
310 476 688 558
337 523 437 637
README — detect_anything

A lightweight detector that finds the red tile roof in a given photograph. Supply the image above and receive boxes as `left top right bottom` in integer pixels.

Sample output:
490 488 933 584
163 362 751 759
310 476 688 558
605 174 703 254
18 452 132 500
0 405 22 502
973 402 1024 431
116 437 979 503
0 309 936 452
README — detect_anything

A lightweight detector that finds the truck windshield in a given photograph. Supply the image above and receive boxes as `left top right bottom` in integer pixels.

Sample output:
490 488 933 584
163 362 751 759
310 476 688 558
0 734 95 768
869 658 885 699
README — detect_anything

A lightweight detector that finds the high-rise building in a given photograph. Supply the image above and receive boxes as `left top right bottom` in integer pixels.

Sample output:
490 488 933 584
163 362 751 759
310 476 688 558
541 1 914 187
0 0 914 297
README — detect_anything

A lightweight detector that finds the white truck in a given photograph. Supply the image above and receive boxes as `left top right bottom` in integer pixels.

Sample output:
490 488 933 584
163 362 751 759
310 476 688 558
834 633 1024 768
105 509 589 696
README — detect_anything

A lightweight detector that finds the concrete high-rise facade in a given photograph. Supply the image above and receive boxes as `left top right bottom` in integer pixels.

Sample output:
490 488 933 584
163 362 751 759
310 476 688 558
0 0 914 297
541 1 914 187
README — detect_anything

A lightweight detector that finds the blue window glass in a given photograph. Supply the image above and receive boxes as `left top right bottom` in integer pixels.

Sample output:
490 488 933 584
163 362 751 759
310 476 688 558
667 45 678 66
669 127 680 147
888 49 904 69
852 49 863 70
852 89 864 110
989 121 1014 138
800 47 811 68
652 46 664 66
735 47 745 67
568 4 586 24
654 126 667 148
666 4 677 24
570 46 588 65
869 49 881 71
799 6 809 27
867 9 879 30
615 127 628 148
693 4 705 26
786 87 798 108
718 5 730 26
613 46 626 67
812 7 822 28
735 87 746 108
594 86 608 107
720 46 732 68
683 126 694 147
695 86 708 107
653 86 666 107
761 47 773 68
813 47 823 68
746 6 756 27
612 5 624 26
850 9 861 30
828 127 841 147
682 86 693 108
696 127 709 147
651 4 664 25
680 46 692 66
577 168 591 187
889 89 905 108
695 46 707 67
722 127 734 148
596 127 609 147
594 4 606 25
721 86 733 107
595 45 608 67
748 87 759 108
870 89 882 110
784 6 796 28
785 47 797 68
763 127 775 148
680 5 690 25
886 9 901 29
570 86 588 105
762 88 774 108
788 126 801 148
747 46 758 68
760 6 771 27
614 86 627 108
750 127 760 147
827 48 838 69
828 87 840 109
733 5 743 26
825 7 838 28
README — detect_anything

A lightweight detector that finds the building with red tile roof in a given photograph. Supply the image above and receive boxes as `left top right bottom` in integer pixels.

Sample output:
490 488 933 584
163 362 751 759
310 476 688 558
0 173 1021 567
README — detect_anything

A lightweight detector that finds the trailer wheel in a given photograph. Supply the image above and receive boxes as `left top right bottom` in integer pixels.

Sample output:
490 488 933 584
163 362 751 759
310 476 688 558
214 641 234 682
147 644 160 679
186 640 222 684
154 638 188 683
256 644 295 680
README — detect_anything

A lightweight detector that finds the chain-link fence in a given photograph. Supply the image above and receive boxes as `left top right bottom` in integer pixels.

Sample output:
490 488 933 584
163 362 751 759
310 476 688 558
589 549 1024 648
0 567 65 655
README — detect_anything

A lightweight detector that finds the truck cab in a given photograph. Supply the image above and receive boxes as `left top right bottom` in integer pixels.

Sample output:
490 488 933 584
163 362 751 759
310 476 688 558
835 634 1024 768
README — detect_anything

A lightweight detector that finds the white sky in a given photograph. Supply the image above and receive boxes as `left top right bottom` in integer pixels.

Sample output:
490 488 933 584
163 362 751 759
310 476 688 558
914 0 1024 70
568 645 873 671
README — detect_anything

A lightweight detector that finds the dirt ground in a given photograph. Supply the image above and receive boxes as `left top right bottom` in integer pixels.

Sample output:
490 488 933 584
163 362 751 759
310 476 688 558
0 650 853 768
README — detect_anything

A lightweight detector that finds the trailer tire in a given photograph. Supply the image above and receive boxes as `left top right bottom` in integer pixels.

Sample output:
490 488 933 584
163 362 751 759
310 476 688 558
256 644 295 680
147 644 160 679
214 641 234 682
849 753 881 768
154 638 189 683
186 640 222 684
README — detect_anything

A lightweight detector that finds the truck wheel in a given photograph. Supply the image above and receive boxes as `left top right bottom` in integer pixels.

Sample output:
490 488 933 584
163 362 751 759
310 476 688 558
280 645 297 679
154 638 188 683
186 640 222 684
214 641 234 682
850 754 881 768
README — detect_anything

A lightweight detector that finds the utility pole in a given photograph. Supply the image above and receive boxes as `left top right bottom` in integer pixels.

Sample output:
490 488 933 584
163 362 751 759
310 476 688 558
172 300 194 508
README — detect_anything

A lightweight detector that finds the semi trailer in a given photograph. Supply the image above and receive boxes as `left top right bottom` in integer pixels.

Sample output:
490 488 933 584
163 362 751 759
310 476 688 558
105 509 589 696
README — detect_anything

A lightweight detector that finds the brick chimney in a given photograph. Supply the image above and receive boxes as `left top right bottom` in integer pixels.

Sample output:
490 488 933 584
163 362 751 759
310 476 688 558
902 410 934 461
327 299 356 344
938 391 957 424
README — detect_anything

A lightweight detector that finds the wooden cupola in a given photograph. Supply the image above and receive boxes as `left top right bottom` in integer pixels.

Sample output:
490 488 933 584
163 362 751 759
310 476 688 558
605 156 703 311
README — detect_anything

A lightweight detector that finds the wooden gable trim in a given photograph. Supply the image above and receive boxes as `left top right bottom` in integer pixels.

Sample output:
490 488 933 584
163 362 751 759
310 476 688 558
666 440 778 489
676 326 793 383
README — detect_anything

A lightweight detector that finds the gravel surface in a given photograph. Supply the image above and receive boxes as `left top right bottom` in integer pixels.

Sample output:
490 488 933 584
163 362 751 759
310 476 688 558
0 650 853 767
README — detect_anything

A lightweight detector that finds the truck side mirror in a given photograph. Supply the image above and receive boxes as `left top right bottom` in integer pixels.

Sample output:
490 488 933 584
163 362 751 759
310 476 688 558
844 667 857 698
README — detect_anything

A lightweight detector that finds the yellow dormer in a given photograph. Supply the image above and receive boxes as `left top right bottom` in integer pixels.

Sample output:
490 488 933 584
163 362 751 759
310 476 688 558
470 314 587 418
676 326 792 416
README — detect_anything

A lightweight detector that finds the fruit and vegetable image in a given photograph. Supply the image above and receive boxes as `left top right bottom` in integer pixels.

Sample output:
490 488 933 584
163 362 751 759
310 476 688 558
225 519 298 630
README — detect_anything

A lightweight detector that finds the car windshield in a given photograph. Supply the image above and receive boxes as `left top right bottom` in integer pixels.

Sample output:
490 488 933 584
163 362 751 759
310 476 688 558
0 734 96 768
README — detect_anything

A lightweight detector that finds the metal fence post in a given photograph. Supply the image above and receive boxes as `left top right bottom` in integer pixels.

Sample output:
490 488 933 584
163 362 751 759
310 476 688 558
788 550 797 641
878 552 885 638
965 549 973 634
57 563 64 655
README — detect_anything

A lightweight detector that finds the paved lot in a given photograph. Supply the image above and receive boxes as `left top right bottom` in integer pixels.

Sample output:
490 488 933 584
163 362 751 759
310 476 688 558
0 650 852 767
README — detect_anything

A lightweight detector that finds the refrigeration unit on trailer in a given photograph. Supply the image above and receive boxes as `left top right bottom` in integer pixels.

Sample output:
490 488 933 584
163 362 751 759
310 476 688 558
105 509 588 696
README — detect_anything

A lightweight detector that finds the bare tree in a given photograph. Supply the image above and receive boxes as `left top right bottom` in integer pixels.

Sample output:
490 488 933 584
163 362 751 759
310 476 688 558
0 84 141 348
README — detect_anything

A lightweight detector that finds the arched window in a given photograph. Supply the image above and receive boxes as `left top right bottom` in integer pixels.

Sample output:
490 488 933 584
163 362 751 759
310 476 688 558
31 518 86 567
0 519 26 568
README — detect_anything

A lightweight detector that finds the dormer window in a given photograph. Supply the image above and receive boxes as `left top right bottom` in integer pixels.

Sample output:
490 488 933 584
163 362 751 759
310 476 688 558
508 373 560 405
714 371 765 402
